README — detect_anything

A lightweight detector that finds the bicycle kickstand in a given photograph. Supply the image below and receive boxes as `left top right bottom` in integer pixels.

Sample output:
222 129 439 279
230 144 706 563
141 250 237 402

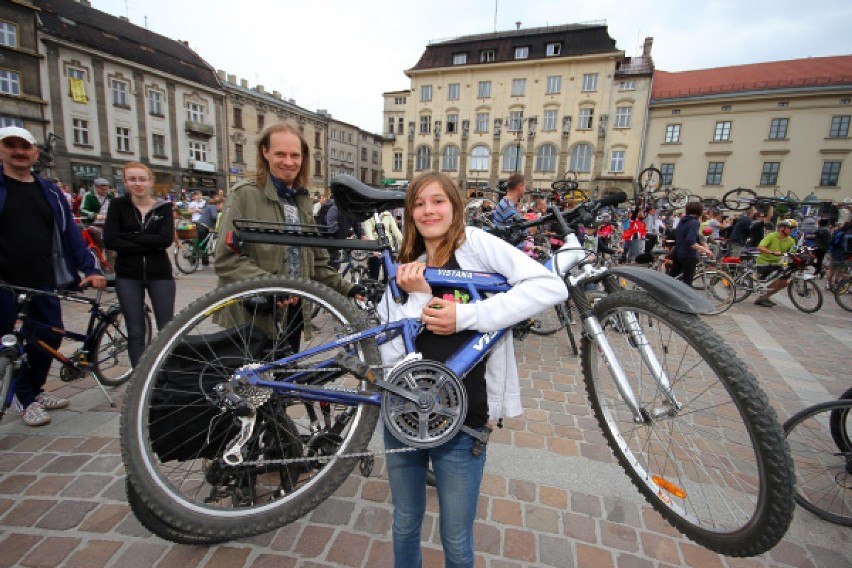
90 375 117 408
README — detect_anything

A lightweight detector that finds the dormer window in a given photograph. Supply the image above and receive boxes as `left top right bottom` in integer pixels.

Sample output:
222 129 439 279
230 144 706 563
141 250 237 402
546 43 561 56
514 46 529 60
452 53 467 65
480 50 495 63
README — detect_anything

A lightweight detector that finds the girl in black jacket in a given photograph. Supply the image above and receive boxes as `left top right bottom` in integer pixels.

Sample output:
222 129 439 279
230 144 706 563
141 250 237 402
103 162 175 367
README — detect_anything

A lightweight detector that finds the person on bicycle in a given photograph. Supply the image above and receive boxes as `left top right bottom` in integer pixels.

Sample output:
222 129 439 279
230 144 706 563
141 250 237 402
103 162 176 367
491 173 526 228
669 201 714 286
0 126 106 426
378 171 567 568
214 124 365 353
753 219 797 307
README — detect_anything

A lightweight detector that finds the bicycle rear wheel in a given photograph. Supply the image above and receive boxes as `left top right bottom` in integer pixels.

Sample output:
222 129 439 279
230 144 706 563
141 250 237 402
526 303 570 336
701 270 736 314
174 240 199 274
783 398 852 526
92 305 153 386
787 276 822 313
721 188 756 211
121 276 380 541
582 291 794 556
834 277 852 312
731 271 755 303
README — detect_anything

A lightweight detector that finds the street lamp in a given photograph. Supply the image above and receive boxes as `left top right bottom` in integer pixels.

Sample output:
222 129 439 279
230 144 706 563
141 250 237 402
507 115 536 174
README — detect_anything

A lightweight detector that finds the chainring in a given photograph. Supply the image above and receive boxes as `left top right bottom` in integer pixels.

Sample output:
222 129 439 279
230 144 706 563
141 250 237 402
381 359 467 449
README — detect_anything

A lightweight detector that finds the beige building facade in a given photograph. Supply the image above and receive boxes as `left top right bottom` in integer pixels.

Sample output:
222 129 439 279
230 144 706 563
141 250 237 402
382 24 653 197
644 56 852 204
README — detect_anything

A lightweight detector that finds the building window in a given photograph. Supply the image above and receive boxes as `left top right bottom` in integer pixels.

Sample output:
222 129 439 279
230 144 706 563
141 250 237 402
476 112 489 133
721 105 732 111
446 113 459 133
820 161 841 186
447 83 460 100
441 146 459 171
148 90 163 116
67 67 85 80
116 127 131 152
769 118 788 139
233 107 243 128
660 163 675 185
619 81 636 91
151 133 166 157
542 109 557 131
713 121 732 141
315 158 322 177
387 117 395 135
187 101 206 123
536 144 558 172
232 143 242 163
578 108 594 130
508 111 523 132
189 141 208 162
614 107 632 129
546 43 561 56
0 22 18 47
514 46 529 59
665 124 681 143
257 114 265 130
470 146 490 171
477 81 491 98
672 109 681 115
610 150 625 173
0 116 23 128
112 79 129 107
511 79 526 97
546 75 561 94
393 96 406 105
706 162 724 185
760 162 780 186
570 143 593 172
415 146 431 170
419 115 431 134
397 117 404 134
360 147 367 162
420 85 432 102
778 101 789 108
502 145 521 172
582 73 598 92
393 151 403 171
0 70 21 95
372 150 379 164
452 53 467 65
72 118 89 146
315 132 322 148
480 50 495 62
829 115 850 138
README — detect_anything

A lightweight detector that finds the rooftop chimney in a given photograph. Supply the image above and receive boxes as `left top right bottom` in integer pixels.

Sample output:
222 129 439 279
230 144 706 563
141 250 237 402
227 74 236 83
216 70 225 79
272 91 281 98
256 84 265 94
240 79 248 88
515 21 521 30
642 37 654 57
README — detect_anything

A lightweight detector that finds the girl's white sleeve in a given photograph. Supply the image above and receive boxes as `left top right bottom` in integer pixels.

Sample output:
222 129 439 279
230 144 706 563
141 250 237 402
376 288 432 366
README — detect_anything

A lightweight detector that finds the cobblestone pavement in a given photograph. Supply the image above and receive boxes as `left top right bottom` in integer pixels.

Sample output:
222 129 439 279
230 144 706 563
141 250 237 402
1 266 850 568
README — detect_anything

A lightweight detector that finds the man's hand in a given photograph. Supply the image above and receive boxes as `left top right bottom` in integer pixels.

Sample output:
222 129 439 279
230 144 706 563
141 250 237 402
396 262 431 295
421 297 457 335
80 274 107 289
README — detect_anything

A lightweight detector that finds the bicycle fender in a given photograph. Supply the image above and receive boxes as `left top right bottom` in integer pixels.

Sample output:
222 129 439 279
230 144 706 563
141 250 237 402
606 266 716 315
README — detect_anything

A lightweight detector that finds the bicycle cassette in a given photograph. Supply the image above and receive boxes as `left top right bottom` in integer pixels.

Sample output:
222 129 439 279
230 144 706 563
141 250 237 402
381 359 467 449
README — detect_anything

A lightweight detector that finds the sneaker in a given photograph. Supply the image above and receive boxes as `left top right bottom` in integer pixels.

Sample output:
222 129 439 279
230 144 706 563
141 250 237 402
754 298 774 308
35 392 69 410
22 402 50 427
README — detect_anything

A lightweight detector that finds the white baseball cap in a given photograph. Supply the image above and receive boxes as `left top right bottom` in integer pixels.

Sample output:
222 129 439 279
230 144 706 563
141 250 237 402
0 126 37 146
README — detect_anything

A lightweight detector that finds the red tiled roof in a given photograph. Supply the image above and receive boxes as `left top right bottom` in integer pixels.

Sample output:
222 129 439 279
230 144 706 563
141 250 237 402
651 55 852 100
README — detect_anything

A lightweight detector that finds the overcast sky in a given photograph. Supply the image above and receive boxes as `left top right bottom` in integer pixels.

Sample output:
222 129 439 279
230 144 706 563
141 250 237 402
92 0 850 133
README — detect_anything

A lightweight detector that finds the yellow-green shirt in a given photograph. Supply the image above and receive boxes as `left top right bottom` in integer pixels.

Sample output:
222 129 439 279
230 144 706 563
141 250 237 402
756 231 795 265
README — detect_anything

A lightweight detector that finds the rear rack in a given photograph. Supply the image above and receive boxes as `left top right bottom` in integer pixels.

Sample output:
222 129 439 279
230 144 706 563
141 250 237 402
232 219 382 251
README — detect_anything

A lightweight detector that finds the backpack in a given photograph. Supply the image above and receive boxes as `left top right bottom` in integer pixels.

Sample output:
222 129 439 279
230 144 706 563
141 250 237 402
830 229 852 254
314 201 333 228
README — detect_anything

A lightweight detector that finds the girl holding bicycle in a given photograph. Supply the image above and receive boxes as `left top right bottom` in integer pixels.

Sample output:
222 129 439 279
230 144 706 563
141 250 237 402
103 162 175 367
377 172 567 567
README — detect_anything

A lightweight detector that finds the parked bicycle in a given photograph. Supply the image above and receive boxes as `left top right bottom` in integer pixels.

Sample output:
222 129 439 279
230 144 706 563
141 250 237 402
174 224 217 274
0 280 152 420
120 175 794 556
783 387 852 526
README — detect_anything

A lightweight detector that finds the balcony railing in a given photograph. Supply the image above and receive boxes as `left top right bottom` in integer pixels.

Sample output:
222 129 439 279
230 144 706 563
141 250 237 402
185 120 215 137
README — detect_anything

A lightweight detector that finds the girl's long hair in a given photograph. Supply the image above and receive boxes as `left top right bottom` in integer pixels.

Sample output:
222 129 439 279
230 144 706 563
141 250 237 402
398 171 466 267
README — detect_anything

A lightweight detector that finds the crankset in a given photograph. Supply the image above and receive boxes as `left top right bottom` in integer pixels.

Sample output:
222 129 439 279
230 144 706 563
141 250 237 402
381 359 467 449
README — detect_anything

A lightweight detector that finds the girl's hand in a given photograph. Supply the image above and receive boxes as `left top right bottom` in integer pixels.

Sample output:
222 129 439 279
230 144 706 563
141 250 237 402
422 297 457 335
396 262 431 294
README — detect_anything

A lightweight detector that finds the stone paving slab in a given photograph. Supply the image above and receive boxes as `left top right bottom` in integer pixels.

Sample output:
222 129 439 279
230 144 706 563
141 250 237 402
1 268 850 567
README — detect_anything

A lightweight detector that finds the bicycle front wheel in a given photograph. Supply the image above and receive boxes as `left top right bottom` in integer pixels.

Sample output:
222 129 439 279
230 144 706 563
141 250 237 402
784 398 852 526
92 306 152 386
582 290 794 556
721 187 756 211
732 271 755 303
173 240 199 274
121 276 380 541
787 276 822 313
701 270 736 314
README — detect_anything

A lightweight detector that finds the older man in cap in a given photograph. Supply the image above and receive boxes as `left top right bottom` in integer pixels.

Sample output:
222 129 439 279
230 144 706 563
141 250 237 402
80 176 114 228
0 126 106 426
